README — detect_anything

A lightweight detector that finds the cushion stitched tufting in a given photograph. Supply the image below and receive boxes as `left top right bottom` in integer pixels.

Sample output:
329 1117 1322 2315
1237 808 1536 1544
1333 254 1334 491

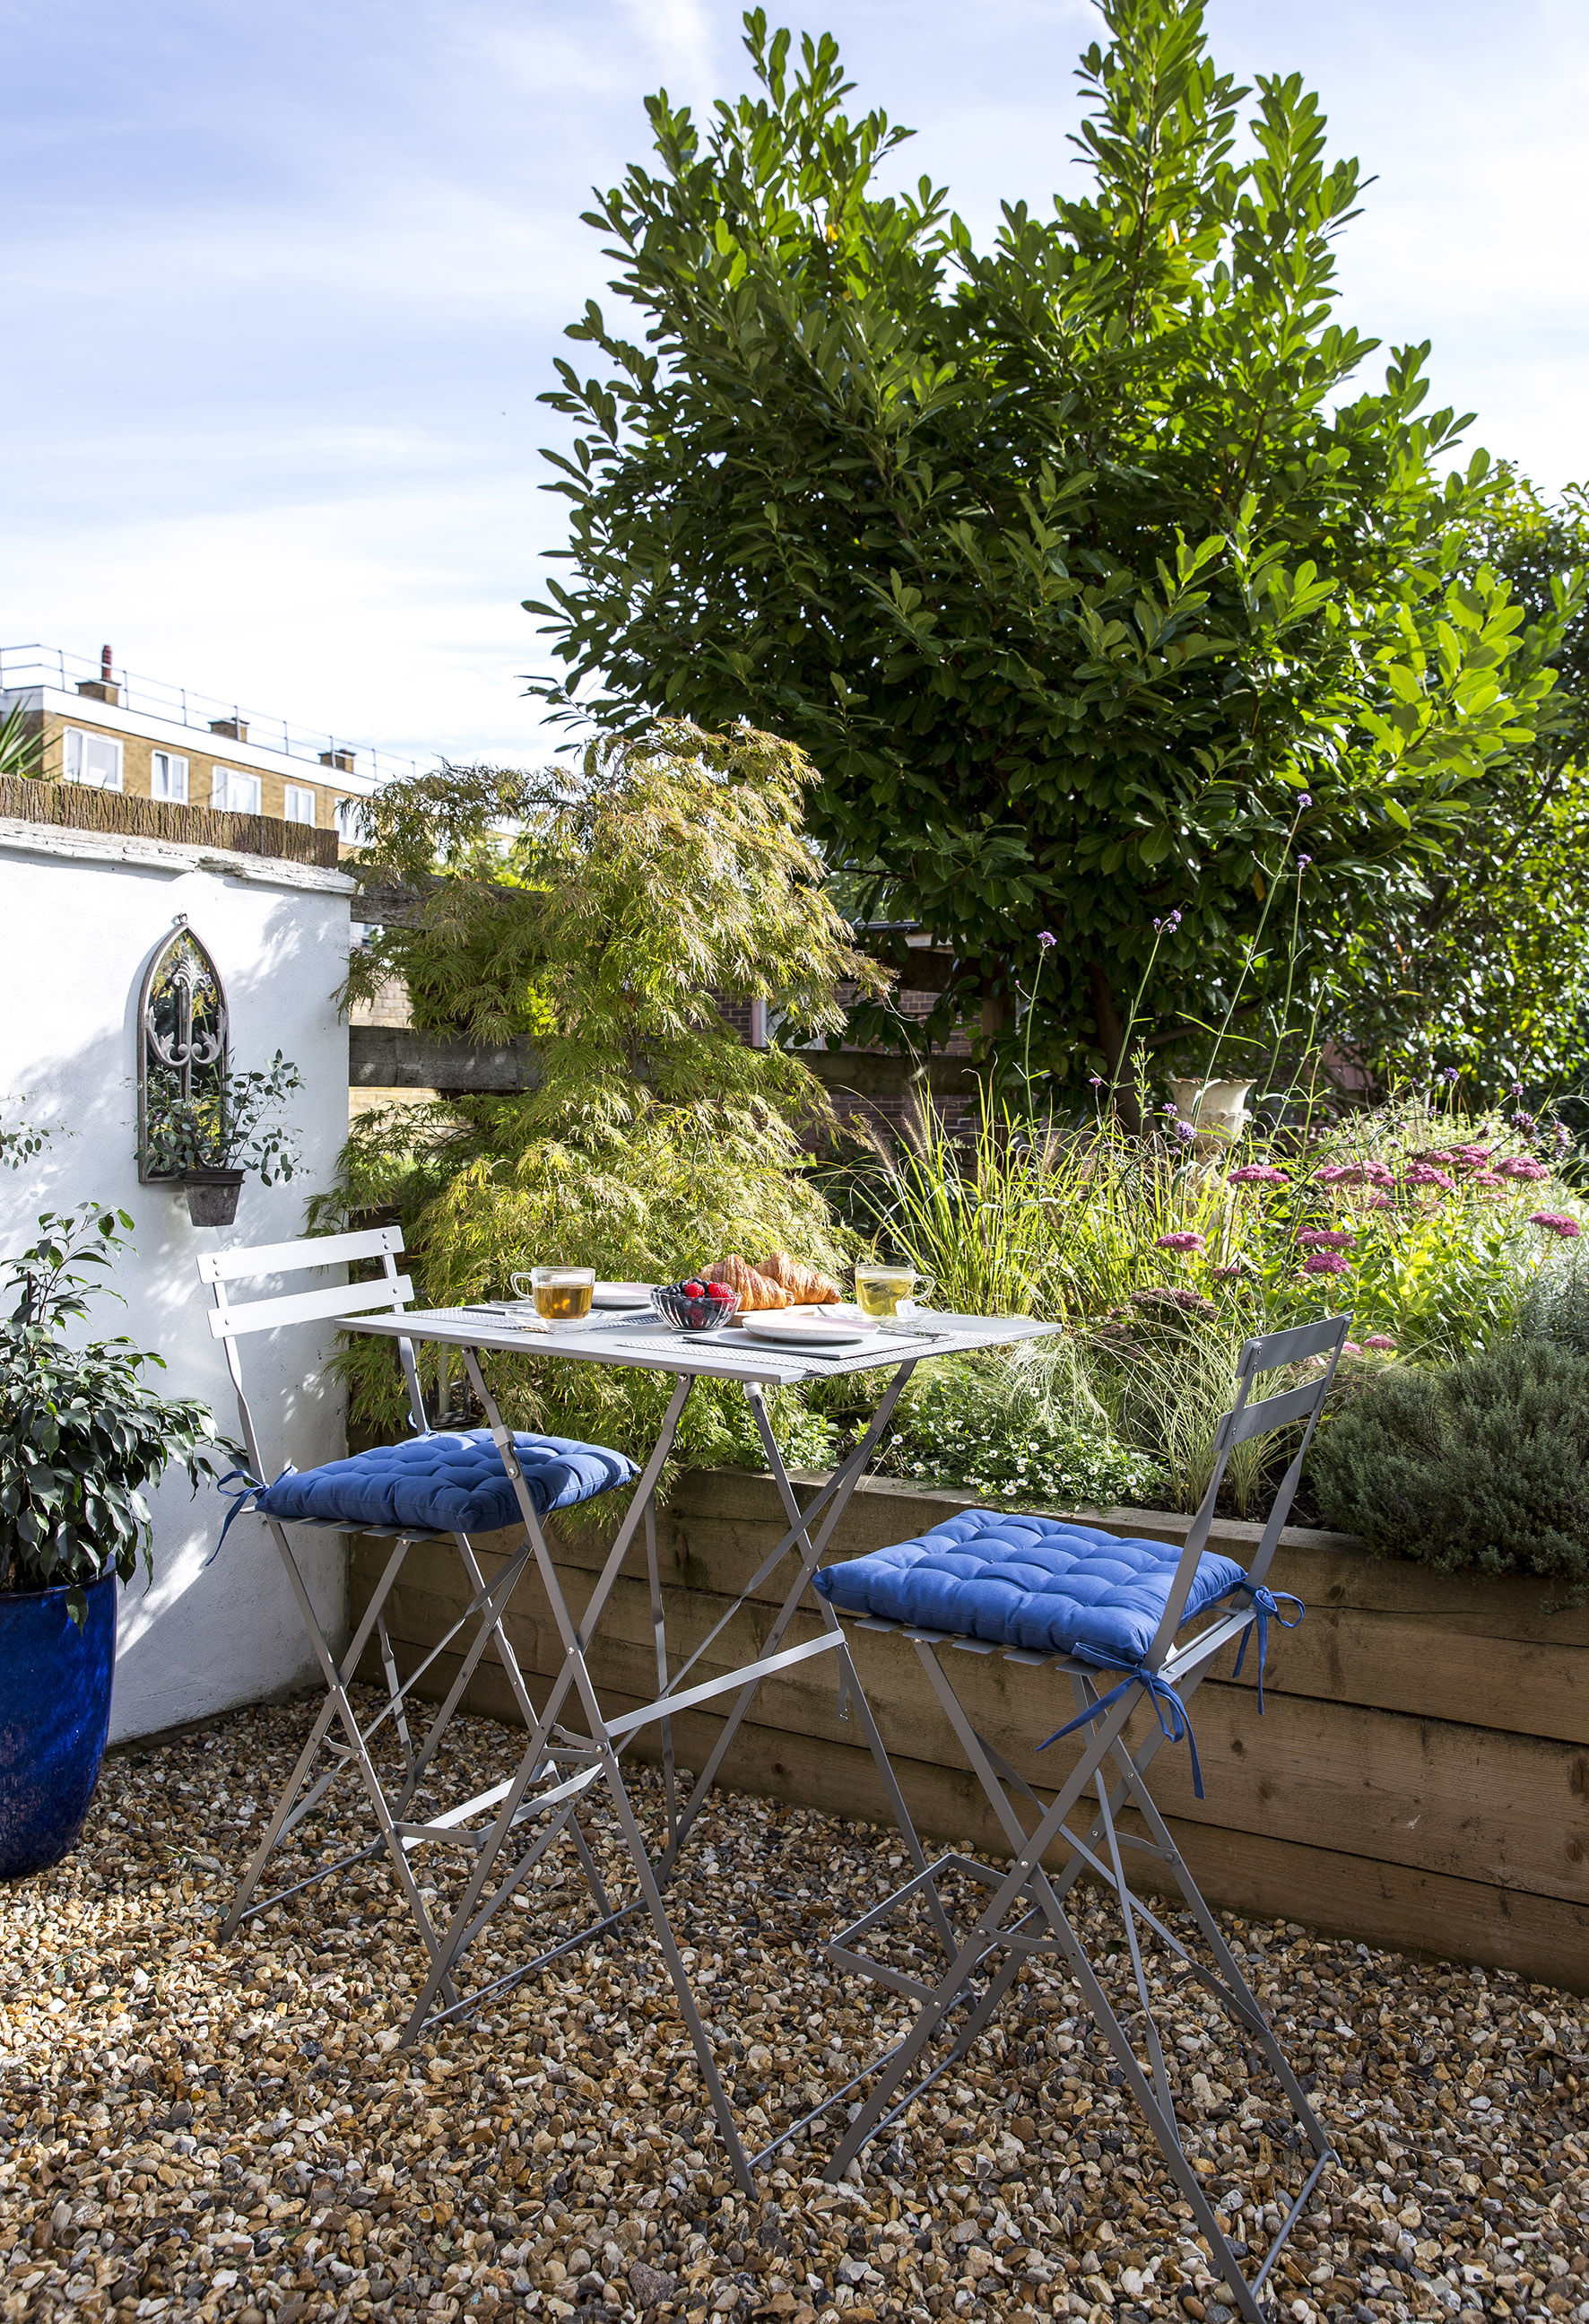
812 1510 1247 1668
253 1429 637 1533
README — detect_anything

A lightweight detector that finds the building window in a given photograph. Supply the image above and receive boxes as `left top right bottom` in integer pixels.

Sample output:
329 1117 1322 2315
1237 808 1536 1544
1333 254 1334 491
282 782 317 827
211 766 262 814
333 796 366 843
63 727 124 790
151 750 189 804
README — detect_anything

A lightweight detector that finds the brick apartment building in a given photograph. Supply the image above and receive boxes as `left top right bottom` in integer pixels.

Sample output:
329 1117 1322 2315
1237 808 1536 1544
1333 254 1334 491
0 643 415 844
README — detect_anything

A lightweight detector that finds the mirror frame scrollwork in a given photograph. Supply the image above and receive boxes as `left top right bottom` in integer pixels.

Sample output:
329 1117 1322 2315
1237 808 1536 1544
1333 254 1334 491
137 917 229 1183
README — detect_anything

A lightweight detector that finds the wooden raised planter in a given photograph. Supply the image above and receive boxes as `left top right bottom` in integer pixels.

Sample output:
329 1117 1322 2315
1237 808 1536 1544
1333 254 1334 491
350 1469 1589 1991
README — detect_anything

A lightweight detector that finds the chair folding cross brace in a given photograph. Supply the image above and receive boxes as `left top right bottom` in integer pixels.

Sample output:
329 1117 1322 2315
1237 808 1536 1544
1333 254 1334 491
199 1229 630 1993
813 1316 1351 2324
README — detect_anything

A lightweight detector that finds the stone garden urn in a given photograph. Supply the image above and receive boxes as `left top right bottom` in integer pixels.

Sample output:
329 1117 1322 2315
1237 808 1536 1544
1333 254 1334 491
1168 1078 1255 1154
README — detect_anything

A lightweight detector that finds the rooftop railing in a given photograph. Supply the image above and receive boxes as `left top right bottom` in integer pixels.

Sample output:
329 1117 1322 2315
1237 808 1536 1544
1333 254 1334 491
0 644 427 789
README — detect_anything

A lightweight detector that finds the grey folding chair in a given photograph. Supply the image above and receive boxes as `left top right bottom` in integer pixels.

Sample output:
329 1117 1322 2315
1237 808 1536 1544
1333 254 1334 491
198 1226 627 1995
814 1314 1351 2324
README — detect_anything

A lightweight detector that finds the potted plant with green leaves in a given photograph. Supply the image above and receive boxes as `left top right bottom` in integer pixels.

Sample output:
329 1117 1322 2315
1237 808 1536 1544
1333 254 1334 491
141 1050 303 1225
0 1201 231 1879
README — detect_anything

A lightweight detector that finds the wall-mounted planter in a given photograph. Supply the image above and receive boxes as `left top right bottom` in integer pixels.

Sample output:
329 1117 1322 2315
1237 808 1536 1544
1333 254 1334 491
0 1568 118 1880
182 1167 244 1226
351 1468 1589 1989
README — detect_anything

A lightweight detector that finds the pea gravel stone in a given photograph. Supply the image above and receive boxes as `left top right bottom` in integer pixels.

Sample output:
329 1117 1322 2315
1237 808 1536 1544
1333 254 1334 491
2 1693 1587 2324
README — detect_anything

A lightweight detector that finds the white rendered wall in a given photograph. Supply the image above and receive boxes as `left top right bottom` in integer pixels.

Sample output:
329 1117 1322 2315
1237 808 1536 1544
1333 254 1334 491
0 819 355 1742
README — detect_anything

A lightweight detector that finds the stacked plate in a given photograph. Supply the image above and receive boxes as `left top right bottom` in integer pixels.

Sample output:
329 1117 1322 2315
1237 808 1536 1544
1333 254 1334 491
739 1304 878 1350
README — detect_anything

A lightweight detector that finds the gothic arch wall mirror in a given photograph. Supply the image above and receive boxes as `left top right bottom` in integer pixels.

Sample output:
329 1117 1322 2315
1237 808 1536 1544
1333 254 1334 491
137 917 228 1183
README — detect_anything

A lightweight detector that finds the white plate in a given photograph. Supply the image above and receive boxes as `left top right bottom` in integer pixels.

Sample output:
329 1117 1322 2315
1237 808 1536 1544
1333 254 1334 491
592 1281 656 1309
741 1310 878 1350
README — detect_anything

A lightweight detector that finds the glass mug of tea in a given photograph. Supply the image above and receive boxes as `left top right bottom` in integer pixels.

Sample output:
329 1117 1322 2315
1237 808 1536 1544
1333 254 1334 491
511 1266 595 1327
854 1265 935 1323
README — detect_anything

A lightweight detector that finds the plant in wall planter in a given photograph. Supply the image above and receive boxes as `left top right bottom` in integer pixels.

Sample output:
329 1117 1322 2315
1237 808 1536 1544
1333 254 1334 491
141 1051 304 1225
0 1202 231 1879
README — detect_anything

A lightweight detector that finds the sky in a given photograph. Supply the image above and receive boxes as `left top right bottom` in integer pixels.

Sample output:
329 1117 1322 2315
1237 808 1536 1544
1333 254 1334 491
4 0 1587 775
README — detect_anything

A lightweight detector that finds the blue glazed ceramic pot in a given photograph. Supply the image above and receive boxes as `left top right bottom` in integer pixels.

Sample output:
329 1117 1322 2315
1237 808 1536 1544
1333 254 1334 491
0 1568 118 1881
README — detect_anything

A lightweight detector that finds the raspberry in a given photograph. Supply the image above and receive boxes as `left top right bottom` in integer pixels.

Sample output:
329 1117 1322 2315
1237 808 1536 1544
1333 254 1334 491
681 1280 707 1299
704 1282 734 1304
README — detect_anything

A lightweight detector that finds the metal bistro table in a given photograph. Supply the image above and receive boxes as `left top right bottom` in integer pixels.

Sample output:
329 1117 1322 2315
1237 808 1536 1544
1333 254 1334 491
343 1297 1058 2189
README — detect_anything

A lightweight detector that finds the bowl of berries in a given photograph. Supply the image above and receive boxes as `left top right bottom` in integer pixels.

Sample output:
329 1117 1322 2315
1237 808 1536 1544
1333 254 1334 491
652 1278 739 1334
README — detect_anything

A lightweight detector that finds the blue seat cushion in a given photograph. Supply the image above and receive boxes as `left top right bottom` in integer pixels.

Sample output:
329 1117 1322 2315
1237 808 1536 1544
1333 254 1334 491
813 1510 1247 1670
254 1429 637 1534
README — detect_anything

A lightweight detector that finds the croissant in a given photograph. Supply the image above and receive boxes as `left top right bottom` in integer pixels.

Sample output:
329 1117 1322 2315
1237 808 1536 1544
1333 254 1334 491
704 1255 790 1310
754 1250 842 1305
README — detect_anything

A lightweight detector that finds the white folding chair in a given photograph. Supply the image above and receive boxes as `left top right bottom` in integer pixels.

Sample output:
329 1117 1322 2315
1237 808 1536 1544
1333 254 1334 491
199 1227 626 1993
815 1315 1351 2324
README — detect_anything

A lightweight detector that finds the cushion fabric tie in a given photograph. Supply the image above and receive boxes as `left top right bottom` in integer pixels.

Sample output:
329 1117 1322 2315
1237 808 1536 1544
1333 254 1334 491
212 1464 291 1561
1229 1582 1305 1713
1038 1665 1206 1799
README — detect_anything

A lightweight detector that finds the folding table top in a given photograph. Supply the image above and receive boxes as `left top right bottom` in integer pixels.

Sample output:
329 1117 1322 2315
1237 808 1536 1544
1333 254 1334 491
344 1305 1061 1388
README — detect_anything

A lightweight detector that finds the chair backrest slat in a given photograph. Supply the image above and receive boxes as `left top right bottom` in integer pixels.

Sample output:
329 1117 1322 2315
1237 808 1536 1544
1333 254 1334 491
1225 1376 1328 1446
1143 1309 1351 1667
196 1224 429 1487
208 1273 414 1340
1241 1316 1345 1371
196 1224 403 1285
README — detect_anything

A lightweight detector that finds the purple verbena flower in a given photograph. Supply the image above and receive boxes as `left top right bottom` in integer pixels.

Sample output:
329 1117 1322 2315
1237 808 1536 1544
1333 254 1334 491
1510 1110 1538 1133
1297 854 1313 870
1298 793 1312 808
1038 930 1056 949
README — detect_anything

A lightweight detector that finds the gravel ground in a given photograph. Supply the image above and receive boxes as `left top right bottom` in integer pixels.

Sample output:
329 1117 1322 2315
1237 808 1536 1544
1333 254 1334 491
3 1693 1588 2324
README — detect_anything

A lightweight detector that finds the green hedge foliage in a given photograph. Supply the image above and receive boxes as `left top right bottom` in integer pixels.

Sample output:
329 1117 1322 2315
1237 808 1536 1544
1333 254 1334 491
1312 1340 1589 1603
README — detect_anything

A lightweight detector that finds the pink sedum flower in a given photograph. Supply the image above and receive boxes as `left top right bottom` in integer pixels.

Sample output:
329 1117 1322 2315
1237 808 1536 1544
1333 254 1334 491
1528 1211 1583 1239
1155 1232 1206 1254
1298 1227 1356 1249
1317 1160 1393 1188
1342 1342 1364 1356
1363 1191 1392 1209
1403 1163 1454 1190
1302 1250 1352 1275
1497 1156 1550 1181
1364 1335 1397 1352
1228 1162 1289 1187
